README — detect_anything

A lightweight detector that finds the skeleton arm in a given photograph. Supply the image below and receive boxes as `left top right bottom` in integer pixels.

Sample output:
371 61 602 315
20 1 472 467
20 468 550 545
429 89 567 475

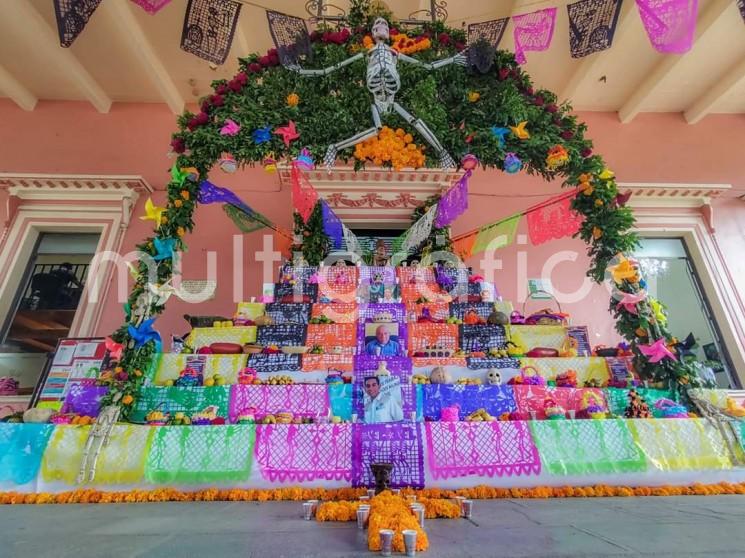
398 52 467 71
289 52 365 77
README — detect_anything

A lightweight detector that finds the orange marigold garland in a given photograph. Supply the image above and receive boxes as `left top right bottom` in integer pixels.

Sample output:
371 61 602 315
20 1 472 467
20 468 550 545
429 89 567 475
5 483 745 506
354 126 425 170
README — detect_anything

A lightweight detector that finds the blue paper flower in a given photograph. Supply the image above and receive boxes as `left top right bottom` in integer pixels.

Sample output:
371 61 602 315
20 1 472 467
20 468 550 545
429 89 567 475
152 237 176 262
128 318 162 351
252 126 272 144
490 126 510 147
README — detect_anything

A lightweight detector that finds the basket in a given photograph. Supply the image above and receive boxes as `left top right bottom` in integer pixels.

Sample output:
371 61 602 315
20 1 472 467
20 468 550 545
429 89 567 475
654 398 688 418
521 290 569 326
581 391 606 419
508 365 546 386
544 398 566 420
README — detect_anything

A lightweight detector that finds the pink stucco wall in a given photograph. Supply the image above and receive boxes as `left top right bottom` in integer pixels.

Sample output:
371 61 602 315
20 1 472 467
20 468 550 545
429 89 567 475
0 99 743 349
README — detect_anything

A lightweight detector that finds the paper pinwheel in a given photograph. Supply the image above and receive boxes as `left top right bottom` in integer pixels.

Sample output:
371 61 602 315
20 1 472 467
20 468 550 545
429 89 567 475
638 338 677 363
274 121 299 147
490 126 510 147
104 337 123 361
220 119 241 136
616 290 646 314
252 126 272 144
140 198 166 227
509 121 530 140
152 237 177 261
128 318 162 350
609 256 638 285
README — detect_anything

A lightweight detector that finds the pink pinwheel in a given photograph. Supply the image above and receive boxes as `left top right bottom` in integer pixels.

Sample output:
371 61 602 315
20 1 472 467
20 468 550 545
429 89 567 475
105 337 124 361
274 121 300 147
220 119 241 136
638 338 677 363
616 290 646 314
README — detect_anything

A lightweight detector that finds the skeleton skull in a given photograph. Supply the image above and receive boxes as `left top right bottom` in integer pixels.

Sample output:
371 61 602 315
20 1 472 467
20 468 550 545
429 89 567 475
486 368 502 385
372 17 389 41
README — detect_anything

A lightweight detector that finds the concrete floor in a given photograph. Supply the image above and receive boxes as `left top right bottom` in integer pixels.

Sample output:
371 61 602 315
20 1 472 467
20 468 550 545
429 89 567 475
2 496 745 557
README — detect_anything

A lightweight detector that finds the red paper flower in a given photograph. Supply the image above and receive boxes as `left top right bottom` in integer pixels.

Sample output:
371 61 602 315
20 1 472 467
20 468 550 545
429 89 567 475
561 130 574 140
236 71 248 84
228 79 242 93
215 84 227 95
210 94 224 107
390 28 399 36
195 112 209 125
581 147 593 158
438 32 450 44
268 53 280 66
200 100 211 113
248 62 262 73
455 42 466 51
259 55 271 67
498 68 510 81
533 96 545 106
525 86 534 95
546 104 558 113
170 137 185 153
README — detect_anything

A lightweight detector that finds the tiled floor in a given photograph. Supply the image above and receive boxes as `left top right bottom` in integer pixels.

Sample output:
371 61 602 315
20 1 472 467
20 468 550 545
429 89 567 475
3 496 745 557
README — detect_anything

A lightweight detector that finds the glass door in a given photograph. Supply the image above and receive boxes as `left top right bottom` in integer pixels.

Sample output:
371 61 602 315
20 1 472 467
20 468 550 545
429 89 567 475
634 238 736 388
0 233 100 398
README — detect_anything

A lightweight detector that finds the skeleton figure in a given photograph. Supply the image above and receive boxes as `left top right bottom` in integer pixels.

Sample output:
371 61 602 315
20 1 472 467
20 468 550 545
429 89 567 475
291 18 466 169
76 405 121 484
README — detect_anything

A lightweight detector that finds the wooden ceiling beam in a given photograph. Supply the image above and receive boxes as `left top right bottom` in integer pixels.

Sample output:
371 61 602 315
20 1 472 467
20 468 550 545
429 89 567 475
617 0 732 124
7 1 111 113
104 1 184 114
559 1 637 103
684 55 745 124
0 63 37 111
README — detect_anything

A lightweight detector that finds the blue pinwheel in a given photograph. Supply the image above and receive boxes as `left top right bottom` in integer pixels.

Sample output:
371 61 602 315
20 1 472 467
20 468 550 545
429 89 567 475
490 126 510 148
152 237 177 261
128 318 162 351
252 126 272 144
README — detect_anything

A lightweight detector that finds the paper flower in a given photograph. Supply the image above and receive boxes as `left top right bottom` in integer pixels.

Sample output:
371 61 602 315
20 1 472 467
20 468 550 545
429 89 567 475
219 153 237 173
104 337 123 361
128 318 162 350
546 145 569 169
286 92 300 107
510 121 530 140
609 256 639 284
467 91 480 102
503 153 522 174
252 126 272 144
295 148 314 170
638 338 677 363
616 290 646 314
274 121 300 147
490 126 510 147
152 237 177 261
140 198 166 226
220 119 241 136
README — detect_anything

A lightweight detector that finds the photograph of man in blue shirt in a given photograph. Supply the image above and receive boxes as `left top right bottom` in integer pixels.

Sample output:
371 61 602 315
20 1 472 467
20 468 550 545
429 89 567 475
365 324 400 356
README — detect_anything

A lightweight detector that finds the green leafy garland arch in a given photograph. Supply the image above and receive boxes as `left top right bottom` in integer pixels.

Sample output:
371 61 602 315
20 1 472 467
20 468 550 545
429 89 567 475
104 14 704 418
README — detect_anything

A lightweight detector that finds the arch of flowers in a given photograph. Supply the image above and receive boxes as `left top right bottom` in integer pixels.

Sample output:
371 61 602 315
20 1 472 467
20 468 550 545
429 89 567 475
104 12 703 418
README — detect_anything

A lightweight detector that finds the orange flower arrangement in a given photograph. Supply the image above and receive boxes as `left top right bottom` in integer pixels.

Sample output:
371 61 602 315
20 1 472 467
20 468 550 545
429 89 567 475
316 500 361 522
361 33 432 55
391 33 431 55
6 483 745 507
546 145 569 169
367 492 428 553
354 126 425 170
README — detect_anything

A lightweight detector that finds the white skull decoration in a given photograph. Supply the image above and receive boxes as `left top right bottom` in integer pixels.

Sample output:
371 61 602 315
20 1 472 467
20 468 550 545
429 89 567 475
371 17 389 41
486 368 502 385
